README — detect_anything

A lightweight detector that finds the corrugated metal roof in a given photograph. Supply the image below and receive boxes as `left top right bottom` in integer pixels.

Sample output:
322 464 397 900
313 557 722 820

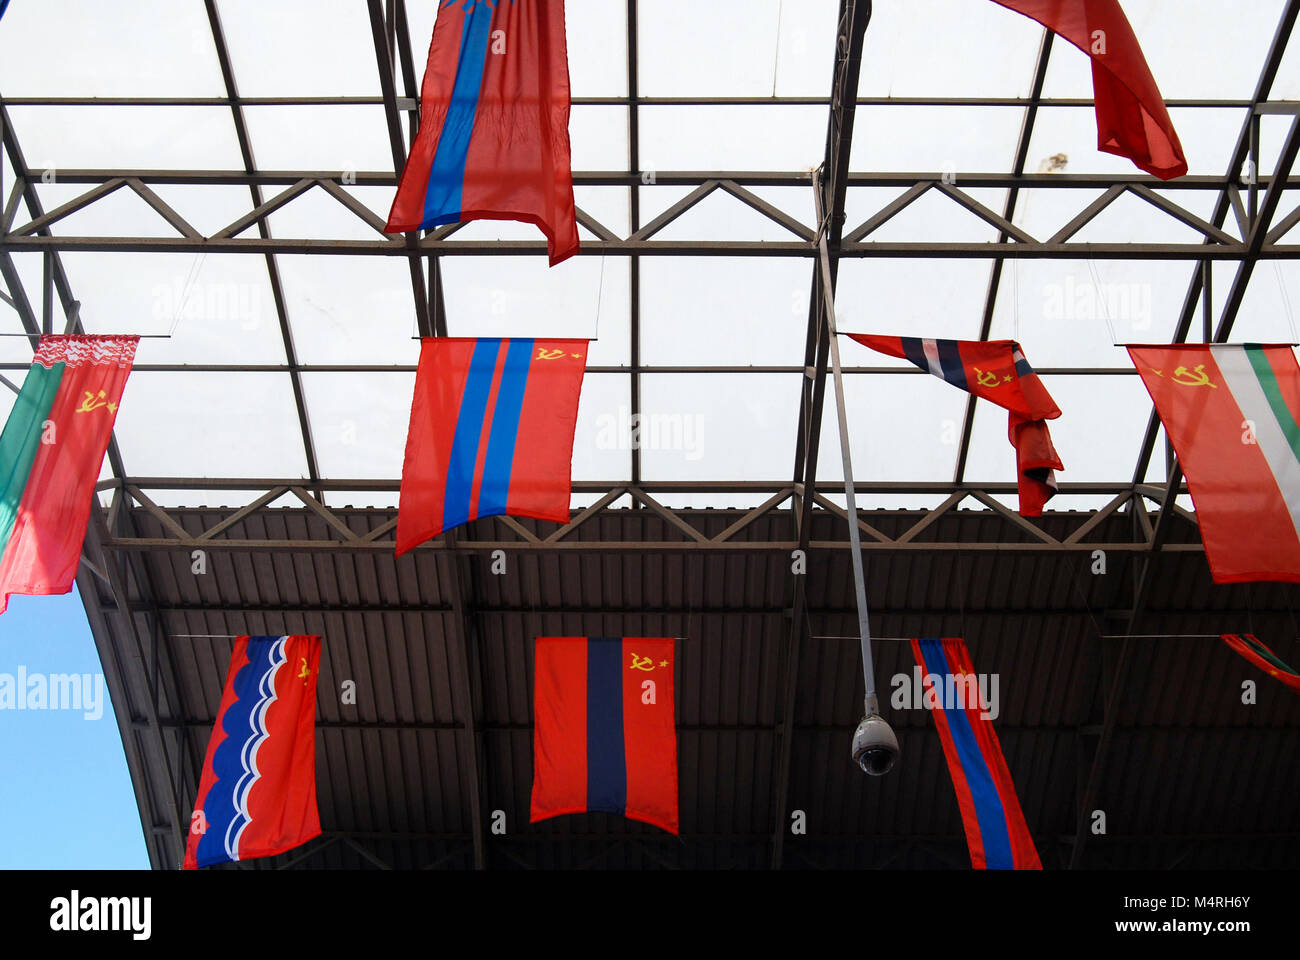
80 503 1300 869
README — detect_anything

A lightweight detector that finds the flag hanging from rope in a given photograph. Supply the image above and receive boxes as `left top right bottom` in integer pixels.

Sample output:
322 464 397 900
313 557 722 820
912 637 1041 870
0 335 138 614
530 636 679 834
396 337 588 554
184 635 322 869
1128 343 1300 583
386 0 580 266
987 0 1187 179
845 334 1063 515
1221 633 1300 695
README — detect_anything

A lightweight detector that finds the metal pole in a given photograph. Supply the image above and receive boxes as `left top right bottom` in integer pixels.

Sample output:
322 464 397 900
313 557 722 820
814 174 878 711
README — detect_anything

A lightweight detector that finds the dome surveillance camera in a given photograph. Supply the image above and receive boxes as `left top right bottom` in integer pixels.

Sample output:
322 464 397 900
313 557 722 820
851 713 899 776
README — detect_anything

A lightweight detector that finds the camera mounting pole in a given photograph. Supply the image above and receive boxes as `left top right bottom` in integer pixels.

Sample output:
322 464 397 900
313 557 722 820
813 166 890 741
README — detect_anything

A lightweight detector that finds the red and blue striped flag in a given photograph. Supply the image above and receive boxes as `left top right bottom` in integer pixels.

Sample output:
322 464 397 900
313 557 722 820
183 635 322 869
396 337 587 553
847 334 1063 515
386 0 580 266
530 637 678 835
911 637 1041 870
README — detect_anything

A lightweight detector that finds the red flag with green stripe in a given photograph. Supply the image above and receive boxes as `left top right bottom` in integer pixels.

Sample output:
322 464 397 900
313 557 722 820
0 335 137 613
1221 633 1300 694
1129 343 1300 583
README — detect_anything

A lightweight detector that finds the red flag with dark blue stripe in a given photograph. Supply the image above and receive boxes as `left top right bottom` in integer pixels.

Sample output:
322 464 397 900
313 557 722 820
846 334 1064 515
183 635 321 869
396 337 587 554
530 637 678 834
385 0 580 266
911 637 1040 870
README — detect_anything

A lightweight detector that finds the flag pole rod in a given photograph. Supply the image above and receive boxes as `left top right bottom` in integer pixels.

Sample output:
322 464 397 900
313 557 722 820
814 173 879 715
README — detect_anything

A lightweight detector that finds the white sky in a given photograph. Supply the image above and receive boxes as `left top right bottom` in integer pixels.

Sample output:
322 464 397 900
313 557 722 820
0 0 1298 514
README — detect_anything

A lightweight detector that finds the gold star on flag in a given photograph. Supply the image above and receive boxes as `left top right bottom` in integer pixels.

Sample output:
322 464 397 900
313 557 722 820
659 660 669 668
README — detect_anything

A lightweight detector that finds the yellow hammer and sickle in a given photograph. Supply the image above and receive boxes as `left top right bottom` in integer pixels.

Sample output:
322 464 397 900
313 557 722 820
629 653 655 672
973 367 1000 389
536 348 565 361
75 390 108 413
1172 364 1217 388
298 657 310 684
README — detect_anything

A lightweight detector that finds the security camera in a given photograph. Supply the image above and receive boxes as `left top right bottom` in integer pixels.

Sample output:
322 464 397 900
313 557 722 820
851 705 899 776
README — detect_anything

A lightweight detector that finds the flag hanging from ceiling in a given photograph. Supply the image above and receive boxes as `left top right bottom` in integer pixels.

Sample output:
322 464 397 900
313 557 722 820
1128 343 1300 583
1221 633 1300 695
385 0 580 266
912 637 1041 870
530 636 678 834
987 0 1187 179
396 337 587 554
0 335 138 614
184 635 322 870
845 334 1063 515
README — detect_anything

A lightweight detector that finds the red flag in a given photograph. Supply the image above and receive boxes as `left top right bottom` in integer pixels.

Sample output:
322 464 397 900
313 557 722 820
397 337 588 554
1221 634 1300 695
989 0 1186 179
0 335 137 613
530 637 679 834
184 635 322 869
846 334 1063 516
386 0 579 266
1128 343 1300 583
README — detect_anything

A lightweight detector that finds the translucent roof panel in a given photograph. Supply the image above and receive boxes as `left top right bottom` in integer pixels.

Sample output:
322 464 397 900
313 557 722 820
640 258 811 366
0 0 226 96
639 373 800 495
638 0 838 97
817 371 966 487
859 0 1044 97
218 0 383 97
112 372 309 480
0 0 1295 520
5 106 246 169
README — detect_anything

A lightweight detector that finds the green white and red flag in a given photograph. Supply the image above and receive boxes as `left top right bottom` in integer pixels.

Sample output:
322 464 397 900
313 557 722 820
0 334 138 613
1128 343 1300 583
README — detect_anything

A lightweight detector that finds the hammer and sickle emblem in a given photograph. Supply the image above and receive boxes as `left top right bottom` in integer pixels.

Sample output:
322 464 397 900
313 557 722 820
1172 364 1217 388
298 657 310 684
75 390 111 413
973 367 1001 389
629 653 655 672
536 348 565 361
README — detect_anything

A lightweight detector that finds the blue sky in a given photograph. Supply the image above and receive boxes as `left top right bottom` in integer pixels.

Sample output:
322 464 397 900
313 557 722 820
0 586 149 869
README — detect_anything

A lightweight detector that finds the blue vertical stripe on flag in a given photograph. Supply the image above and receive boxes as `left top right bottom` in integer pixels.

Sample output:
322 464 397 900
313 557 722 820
900 337 931 374
477 338 534 519
196 637 287 866
586 637 627 815
936 340 969 392
919 639 1015 870
422 2 496 227
443 338 500 531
